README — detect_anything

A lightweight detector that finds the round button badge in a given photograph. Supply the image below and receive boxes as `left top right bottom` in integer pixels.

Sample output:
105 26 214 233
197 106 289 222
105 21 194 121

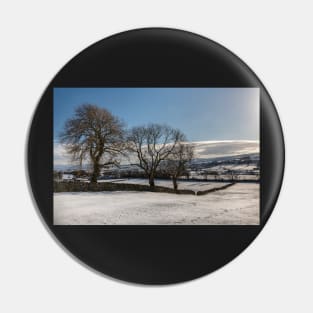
28 28 284 284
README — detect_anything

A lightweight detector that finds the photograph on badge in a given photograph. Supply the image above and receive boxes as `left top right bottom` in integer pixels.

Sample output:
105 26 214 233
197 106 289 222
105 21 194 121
53 87 260 225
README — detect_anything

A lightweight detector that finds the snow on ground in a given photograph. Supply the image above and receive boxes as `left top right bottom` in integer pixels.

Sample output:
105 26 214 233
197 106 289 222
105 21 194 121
77 178 230 191
54 183 259 225
106 178 228 192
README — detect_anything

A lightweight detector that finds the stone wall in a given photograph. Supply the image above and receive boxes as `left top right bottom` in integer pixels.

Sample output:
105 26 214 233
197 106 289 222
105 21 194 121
196 183 235 195
54 181 236 196
54 181 195 195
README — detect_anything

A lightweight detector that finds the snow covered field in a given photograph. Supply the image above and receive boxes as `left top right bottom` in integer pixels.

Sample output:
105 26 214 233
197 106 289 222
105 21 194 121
101 178 229 192
54 183 259 225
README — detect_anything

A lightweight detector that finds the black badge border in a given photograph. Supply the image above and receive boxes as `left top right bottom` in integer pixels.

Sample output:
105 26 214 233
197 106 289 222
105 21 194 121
27 28 285 285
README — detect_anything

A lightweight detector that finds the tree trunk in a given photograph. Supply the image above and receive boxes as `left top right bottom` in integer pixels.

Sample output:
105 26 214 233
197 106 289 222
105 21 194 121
149 174 155 189
172 177 178 192
91 161 100 183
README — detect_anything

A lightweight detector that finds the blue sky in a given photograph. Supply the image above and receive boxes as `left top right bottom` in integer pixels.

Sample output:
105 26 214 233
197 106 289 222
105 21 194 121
54 88 259 142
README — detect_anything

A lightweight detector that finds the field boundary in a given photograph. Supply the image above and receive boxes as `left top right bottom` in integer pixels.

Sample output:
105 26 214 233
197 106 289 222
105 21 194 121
54 180 236 196
196 182 235 195
54 181 195 195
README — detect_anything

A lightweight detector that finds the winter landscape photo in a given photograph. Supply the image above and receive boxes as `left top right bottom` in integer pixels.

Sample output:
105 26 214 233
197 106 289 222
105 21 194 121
53 88 260 225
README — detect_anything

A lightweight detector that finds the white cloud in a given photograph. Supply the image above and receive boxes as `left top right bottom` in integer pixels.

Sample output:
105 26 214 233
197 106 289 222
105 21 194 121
53 142 73 167
192 140 259 159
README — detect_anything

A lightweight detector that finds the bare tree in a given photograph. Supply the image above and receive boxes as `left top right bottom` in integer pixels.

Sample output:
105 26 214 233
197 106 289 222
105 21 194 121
161 143 194 191
60 104 125 183
127 124 185 188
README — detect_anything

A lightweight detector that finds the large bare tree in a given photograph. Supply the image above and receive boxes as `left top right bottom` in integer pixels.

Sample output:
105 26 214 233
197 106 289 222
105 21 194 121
127 124 185 188
160 143 194 191
60 104 125 183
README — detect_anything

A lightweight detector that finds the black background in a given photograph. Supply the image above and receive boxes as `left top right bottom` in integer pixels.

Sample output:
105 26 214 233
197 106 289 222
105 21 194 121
27 28 284 284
